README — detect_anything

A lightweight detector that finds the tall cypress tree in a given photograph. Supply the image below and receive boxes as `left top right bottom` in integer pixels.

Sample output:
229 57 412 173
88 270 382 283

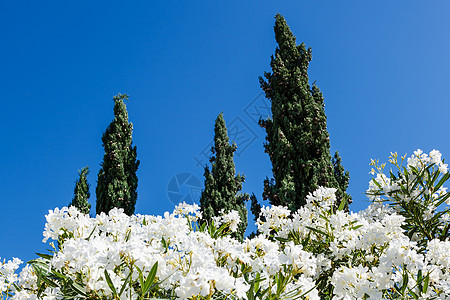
200 113 248 241
69 166 91 214
258 14 351 213
96 93 140 216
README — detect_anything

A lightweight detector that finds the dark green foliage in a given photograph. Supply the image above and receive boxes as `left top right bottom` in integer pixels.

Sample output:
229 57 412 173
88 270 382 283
332 151 352 206
249 193 265 238
69 167 91 214
96 93 140 216
258 14 351 212
250 193 262 224
200 113 249 241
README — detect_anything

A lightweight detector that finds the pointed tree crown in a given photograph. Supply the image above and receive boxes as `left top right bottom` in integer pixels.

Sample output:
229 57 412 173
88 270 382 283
96 93 140 216
70 166 91 215
200 113 248 241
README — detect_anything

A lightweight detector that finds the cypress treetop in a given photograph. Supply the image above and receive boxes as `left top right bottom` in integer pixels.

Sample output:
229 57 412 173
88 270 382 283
69 166 91 215
200 113 249 241
96 93 139 216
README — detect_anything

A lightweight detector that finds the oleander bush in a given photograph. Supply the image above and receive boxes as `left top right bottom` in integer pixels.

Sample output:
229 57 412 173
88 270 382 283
1 149 450 299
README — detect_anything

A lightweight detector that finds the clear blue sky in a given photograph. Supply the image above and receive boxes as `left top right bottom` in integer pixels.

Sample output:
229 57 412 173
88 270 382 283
1 1 450 263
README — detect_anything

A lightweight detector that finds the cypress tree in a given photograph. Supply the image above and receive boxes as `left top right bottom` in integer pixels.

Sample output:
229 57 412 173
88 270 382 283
258 14 351 212
69 166 91 214
96 93 140 216
200 113 248 241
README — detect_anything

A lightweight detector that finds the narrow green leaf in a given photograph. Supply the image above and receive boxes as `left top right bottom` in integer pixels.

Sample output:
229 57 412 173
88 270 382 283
401 272 408 295
85 225 98 241
200 221 207 231
254 273 262 291
371 178 382 189
136 265 145 290
35 253 53 260
337 198 347 211
161 237 168 253
41 275 58 288
409 289 418 299
12 283 22 292
104 269 118 296
435 173 450 190
436 193 450 207
118 271 132 297
143 262 158 295
430 168 440 185
274 236 289 243
423 273 430 293
216 223 229 237
319 213 330 223
71 281 88 296
247 279 255 300
306 226 328 237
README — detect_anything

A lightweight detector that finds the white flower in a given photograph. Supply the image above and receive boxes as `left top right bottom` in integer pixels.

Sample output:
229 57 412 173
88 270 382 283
0 257 22 293
174 202 202 221
212 209 241 232
439 163 449 174
430 149 442 164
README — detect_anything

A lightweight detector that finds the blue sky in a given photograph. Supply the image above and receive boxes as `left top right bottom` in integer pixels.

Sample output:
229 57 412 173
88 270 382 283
1 1 450 263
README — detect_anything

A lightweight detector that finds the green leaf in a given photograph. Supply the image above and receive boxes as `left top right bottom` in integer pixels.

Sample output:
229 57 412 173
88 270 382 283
306 226 328 237
104 269 118 297
12 283 22 292
371 178 382 189
85 225 97 241
429 168 440 185
118 271 132 297
142 262 158 295
434 172 450 191
71 281 88 297
136 265 145 291
41 275 58 288
274 236 289 243
423 273 430 293
161 237 168 253
199 221 207 232
50 269 67 279
417 269 423 291
436 193 450 207
409 289 419 299
337 198 347 211
400 271 408 295
254 273 263 291
125 229 131 242
247 279 255 300
32 264 47 298
319 213 330 223
35 253 53 260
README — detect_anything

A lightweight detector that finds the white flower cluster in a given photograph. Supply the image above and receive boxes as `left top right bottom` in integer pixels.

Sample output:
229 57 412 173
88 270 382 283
367 173 399 200
0 257 22 294
255 182 450 299
2 149 450 299
367 149 449 203
2 202 322 299
173 202 202 222
408 149 449 174
212 209 241 232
